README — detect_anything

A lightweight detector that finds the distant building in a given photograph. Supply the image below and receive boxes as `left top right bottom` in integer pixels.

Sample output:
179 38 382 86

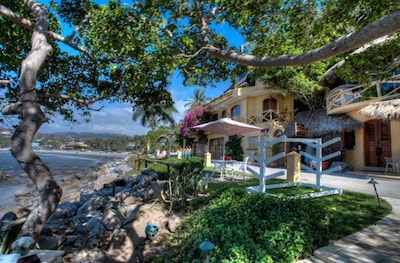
31 141 41 149
60 141 88 150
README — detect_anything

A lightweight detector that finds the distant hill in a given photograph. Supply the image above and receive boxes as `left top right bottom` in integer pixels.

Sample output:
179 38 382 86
35 132 131 140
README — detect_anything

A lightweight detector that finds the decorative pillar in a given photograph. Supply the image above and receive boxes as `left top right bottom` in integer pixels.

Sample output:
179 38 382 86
204 152 212 167
287 151 301 182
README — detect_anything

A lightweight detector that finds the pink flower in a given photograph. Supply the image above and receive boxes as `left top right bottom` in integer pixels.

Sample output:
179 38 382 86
180 105 214 136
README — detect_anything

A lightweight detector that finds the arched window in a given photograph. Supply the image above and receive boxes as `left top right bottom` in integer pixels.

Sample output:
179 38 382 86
231 105 241 121
221 110 227 118
263 98 278 122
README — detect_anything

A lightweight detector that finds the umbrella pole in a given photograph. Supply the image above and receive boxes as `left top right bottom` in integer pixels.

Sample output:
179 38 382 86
222 137 225 160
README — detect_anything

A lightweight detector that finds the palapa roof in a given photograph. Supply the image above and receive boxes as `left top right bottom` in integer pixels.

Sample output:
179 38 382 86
285 109 362 137
360 99 400 120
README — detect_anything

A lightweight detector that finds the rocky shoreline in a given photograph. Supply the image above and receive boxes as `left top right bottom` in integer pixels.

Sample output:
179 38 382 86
0 157 182 262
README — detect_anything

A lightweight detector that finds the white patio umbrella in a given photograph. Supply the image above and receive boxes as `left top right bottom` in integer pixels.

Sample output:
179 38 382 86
191 118 262 159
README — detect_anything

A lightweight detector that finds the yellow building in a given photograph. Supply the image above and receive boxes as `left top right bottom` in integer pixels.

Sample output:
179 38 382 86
203 76 295 161
326 72 400 172
199 69 400 173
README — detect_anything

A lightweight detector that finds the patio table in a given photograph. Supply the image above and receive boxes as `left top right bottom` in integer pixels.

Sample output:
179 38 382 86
211 159 236 179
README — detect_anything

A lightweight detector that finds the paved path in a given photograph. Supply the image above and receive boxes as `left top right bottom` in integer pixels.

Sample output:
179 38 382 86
244 165 400 263
246 166 400 199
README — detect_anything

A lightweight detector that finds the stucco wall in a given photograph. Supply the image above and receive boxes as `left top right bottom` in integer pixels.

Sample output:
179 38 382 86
345 110 400 170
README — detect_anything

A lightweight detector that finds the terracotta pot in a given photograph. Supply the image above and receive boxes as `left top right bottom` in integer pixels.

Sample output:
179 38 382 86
322 161 330 170
270 160 279 167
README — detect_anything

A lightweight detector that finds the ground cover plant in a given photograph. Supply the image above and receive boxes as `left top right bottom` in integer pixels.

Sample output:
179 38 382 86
151 182 391 262
126 157 391 261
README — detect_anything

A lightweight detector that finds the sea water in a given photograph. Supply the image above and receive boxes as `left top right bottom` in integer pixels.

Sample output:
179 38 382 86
0 150 123 211
0 150 120 176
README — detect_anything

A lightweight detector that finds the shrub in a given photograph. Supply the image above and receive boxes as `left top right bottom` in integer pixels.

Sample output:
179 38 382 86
153 187 390 262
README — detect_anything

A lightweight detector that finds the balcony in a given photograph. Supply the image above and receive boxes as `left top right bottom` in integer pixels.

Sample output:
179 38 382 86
326 73 400 114
242 110 293 126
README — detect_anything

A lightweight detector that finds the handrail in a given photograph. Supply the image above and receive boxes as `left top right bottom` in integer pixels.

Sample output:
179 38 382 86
326 74 400 112
244 110 292 125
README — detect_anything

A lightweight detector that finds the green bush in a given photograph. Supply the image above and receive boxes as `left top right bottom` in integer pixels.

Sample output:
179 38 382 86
128 156 204 180
150 156 203 180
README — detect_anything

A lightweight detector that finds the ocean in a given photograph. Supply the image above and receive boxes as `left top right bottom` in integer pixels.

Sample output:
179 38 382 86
0 149 126 211
0 149 124 176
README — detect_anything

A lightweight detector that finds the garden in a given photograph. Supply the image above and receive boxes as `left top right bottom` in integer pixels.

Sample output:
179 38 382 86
128 155 391 262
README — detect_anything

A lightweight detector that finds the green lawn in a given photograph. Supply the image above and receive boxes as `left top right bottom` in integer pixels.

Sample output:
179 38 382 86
129 157 391 262
151 177 391 263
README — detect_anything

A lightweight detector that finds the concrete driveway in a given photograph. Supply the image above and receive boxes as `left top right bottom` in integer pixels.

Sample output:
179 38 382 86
247 165 400 213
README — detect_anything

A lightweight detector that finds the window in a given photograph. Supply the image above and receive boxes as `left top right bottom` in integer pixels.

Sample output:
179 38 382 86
231 105 241 121
221 110 227 118
263 98 278 122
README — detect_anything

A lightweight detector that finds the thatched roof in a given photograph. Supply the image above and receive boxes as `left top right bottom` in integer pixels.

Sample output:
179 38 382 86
285 109 362 137
360 99 400 120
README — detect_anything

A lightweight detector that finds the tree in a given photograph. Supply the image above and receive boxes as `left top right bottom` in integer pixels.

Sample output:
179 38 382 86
1 0 400 243
166 0 400 109
132 92 178 130
0 0 175 240
184 87 211 110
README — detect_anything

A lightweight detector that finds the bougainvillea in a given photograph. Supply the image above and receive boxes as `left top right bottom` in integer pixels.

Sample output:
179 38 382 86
180 104 214 136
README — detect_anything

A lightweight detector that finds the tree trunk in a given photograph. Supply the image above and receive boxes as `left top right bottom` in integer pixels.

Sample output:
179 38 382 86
5 1 62 241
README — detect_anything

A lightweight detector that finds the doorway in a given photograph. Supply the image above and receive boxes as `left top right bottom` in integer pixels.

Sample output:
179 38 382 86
364 120 391 167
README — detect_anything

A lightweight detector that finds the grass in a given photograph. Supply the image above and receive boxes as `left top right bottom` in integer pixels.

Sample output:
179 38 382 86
129 157 392 262
150 177 391 263
201 179 391 237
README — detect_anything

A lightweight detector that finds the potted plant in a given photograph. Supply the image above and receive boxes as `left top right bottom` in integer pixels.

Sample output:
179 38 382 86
225 135 244 161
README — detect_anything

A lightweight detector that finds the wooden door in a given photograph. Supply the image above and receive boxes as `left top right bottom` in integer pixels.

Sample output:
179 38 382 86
365 120 391 167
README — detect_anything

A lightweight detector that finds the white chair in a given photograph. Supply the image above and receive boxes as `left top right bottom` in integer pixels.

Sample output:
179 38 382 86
226 157 249 181
384 157 399 175
211 160 226 179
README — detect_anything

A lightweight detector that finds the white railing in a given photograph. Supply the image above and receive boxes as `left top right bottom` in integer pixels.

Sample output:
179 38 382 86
245 136 342 197
326 74 400 113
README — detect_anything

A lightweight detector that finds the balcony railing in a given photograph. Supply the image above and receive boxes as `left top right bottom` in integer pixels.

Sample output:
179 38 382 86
210 89 234 109
243 110 293 126
326 73 400 114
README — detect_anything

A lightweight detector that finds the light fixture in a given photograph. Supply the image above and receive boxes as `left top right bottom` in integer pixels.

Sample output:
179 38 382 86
199 238 214 263
368 178 382 208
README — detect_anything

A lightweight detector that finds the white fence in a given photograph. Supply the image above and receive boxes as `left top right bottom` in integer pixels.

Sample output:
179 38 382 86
246 135 342 197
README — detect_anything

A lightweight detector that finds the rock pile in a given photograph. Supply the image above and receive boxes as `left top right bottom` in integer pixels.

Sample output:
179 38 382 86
10 161 183 262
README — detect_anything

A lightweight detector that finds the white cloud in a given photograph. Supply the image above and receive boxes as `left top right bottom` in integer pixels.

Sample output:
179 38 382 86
39 103 150 136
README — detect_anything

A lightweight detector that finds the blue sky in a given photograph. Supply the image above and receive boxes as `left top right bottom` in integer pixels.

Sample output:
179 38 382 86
35 1 245 136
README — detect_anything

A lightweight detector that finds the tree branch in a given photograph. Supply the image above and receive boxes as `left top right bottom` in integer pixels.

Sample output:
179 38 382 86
204 9 400 67
39 93 115 106
0 4 96 62
0 4 34 30
193 0 210 45
1 102 22 115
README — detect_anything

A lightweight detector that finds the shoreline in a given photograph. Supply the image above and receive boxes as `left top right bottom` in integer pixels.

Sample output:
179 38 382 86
0 151 131 217
0 148 130 159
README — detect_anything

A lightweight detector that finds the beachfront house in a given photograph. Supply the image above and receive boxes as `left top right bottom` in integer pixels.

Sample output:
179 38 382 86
324 71 400 172
197 73 295 162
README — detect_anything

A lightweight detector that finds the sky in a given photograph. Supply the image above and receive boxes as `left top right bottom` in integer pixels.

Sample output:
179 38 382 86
1 0 245 137
38 73 234 136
